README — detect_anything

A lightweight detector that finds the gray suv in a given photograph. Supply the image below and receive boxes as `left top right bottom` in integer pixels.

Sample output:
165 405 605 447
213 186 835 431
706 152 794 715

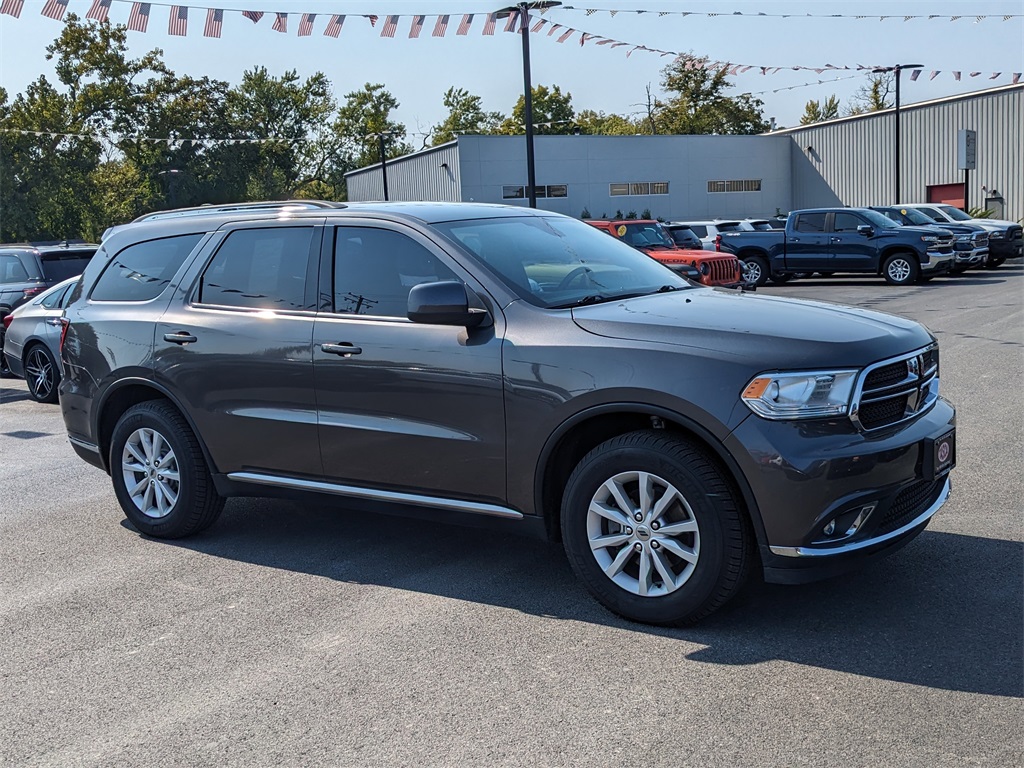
59 203 956 626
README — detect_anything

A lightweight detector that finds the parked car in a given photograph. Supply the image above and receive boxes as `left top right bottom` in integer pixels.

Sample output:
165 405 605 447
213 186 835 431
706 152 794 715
667 220 747 250
870 206 989 272
896 203 1022 267
2 275 79 403
717 207 956 286
0 241 97 376
585 219 743 288
60 202 956 626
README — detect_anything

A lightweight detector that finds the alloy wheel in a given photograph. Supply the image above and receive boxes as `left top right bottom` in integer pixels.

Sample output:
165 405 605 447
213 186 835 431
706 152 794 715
586 470 701 597
121 428 180 519
887 258 913 283
25 348 54 401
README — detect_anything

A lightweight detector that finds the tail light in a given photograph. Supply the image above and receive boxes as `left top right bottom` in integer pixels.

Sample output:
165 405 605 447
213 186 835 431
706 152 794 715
22 286 45 299
715 234 722 252
2 314 13 330
59 318 70 351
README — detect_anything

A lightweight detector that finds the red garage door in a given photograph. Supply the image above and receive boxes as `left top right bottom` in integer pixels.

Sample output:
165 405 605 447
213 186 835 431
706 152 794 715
927 183 965 209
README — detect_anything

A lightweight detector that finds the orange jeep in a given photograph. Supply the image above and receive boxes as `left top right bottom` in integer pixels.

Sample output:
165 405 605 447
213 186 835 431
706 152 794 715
585 219 744 288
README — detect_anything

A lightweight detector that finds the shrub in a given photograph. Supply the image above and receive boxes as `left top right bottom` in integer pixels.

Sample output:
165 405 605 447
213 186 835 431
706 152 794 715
625 210 638 220
580 207 591 219
641 208 652 219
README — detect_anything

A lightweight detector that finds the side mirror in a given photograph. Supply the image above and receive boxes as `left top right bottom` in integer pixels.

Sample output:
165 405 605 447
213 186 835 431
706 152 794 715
407 281 488 328
856 224 874 237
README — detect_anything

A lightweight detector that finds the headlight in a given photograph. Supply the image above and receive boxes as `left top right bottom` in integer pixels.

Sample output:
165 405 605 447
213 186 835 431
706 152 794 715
920 236 938 243
741 370 859 420
988 231 1005 240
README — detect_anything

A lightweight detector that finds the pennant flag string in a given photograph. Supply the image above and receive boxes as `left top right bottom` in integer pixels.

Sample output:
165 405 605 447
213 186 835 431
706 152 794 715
0 127 310 147
558 6 1024 21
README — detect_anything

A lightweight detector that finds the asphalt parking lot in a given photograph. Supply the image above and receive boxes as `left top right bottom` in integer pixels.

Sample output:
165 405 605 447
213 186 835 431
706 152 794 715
1 264 1021 767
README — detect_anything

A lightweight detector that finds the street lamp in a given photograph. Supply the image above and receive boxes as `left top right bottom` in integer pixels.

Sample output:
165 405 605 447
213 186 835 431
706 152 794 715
496 1 562 209
872 63 923 203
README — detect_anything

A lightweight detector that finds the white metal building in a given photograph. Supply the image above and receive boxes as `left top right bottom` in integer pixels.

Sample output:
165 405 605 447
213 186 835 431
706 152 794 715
345 84 1022 222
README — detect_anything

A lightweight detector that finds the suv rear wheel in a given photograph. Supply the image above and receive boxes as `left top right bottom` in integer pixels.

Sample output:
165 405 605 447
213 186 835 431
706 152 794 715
110 401 224 538
561 430 752 625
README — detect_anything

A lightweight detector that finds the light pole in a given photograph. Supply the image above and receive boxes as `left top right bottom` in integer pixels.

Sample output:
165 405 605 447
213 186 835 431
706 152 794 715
367 131 401 201
873 63 922 203
156 169 183 209
496 1 561 209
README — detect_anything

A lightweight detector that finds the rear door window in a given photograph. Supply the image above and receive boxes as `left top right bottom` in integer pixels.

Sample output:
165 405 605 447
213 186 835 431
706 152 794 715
40 251 95 282
197 227 315 311
91 234 203 301
0 254 30 284
794 213 827 232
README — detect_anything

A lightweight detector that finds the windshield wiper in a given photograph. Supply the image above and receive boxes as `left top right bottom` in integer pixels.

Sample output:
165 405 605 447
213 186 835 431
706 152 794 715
551 294 608 309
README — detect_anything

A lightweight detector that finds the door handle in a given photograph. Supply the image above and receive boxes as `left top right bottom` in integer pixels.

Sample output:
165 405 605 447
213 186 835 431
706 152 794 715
322 342 362 357
830 237 842 242
163 332 197 345
46 317 63 327
790 237 800 242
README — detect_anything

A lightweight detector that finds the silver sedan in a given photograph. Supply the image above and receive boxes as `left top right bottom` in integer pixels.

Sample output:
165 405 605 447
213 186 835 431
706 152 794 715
2 276 79 403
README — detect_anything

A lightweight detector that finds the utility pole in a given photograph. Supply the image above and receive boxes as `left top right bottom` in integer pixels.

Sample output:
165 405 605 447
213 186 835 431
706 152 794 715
873 63 922 203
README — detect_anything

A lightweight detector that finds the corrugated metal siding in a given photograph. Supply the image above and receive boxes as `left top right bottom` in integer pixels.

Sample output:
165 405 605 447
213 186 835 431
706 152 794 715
780 85 1023 220
346 142 461 202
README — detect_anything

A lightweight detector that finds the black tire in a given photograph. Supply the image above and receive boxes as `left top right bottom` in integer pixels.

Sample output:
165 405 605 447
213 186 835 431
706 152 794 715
882 252 921 285
110 400 224 538
770 273 794 284
743 255 770 287
984 256 1006 269
560 430 753 626
818 272 835 278
0 322 12 378
23 343 60 403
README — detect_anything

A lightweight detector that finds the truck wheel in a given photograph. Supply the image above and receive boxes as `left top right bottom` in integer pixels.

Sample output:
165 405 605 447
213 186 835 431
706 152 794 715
743 256 770 287
110 400 224 539
560 430 753 626
770 273 794 284
882 253 920 285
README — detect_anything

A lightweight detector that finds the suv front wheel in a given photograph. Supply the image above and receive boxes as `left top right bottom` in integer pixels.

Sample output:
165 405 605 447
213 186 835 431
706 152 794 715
561 430 752 626
110 400 224 538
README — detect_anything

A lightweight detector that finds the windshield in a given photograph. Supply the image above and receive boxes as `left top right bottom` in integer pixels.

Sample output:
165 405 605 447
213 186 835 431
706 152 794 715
431 216 691 309
611 221 676 248
888 208 934 226
858 209 901 230
936 205 973 221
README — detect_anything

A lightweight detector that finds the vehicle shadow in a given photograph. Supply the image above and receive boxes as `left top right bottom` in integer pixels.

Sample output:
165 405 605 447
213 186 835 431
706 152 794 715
0 384 34 405
147 497 1022 697
776 261 1022 289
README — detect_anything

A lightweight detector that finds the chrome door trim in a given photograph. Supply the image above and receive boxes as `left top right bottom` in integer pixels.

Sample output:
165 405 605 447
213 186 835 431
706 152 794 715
227 471 524 520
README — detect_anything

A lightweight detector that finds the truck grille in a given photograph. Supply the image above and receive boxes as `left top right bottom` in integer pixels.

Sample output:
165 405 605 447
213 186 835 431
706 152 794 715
704 256 739 285
852 345 939 431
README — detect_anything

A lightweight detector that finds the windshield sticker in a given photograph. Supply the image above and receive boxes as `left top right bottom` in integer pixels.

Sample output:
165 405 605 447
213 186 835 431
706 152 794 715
616 225 627 237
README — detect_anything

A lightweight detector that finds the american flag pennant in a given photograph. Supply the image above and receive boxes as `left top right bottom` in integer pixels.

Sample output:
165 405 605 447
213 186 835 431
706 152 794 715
729 65 741 75
409 14 424 37
86 0 111 22
909 69 921 80
324 14 343 36
272 12 287 33
760 66 768 75
503 10 519 32
547 23 562 36
579 32 593 46
168 5 187 36
127 2 149 31
367 15 378 27
298 13 315 36
989 72 1001 79
740 65 752 73
242 10 263 23
456 14 473 35
41 0 69 20
609 42 627 48
482 13 496 35
0 0 24 19
557 28 575 43
432 15 448 37
204 8 222 37
596 38 613 45
626 46 638 58
969 71 981 77
929 71 940 80
531 18 545 33
1013 73 1021 84
381 15 398 37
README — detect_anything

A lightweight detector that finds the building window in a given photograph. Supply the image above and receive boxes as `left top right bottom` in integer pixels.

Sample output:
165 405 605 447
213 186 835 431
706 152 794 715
708 179 762 193
504 184 566 199
502 185 525 199
548 184 567 198
610 181 669 196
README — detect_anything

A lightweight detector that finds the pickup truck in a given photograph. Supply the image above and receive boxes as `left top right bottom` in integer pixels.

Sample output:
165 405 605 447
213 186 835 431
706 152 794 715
716 207 957 286
586 219 743 288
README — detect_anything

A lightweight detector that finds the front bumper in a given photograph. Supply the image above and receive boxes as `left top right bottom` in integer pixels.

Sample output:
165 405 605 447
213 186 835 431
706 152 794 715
725 397 956 583
921 250 955 275
952 246 988 268
987 237 1023 259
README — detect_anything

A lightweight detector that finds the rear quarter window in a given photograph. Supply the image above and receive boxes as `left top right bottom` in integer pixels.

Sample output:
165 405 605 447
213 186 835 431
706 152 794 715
90 234 204 302
0 254 31 284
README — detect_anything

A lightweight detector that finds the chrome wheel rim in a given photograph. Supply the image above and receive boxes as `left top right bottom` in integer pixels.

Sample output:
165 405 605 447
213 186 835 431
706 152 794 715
25 348 54 400
742 260 761 283
587 471 701 597
121 428 180 519
888 259 912 282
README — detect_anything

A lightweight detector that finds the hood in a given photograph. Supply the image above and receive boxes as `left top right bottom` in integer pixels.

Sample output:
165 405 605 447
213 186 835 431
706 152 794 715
967 218 1020 231
879 225 950 238
571 289 933 370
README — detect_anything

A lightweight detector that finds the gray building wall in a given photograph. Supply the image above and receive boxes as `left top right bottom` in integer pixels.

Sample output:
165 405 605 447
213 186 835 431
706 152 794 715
775 84 1023 221
346 142 461 203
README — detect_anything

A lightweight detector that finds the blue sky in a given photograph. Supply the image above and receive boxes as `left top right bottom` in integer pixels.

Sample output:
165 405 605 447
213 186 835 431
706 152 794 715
1 0 1022 138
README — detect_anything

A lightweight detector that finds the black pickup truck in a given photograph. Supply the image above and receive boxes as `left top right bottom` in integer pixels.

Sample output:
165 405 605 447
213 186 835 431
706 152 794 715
717 208 957 286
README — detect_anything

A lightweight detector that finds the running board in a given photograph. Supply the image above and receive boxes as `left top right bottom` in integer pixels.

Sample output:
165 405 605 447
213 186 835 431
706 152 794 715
227 471 524 520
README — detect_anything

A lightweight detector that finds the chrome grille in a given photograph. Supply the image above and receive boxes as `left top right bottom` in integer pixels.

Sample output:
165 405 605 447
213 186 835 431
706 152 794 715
851 345 939 431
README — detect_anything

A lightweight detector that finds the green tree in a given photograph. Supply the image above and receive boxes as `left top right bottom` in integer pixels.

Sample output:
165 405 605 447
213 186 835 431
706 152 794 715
799 95 841 125
430 87 504 145
574 109 640 135
655 57 769 135
333 83 411 170
846 73 894 115
498 84 575 135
